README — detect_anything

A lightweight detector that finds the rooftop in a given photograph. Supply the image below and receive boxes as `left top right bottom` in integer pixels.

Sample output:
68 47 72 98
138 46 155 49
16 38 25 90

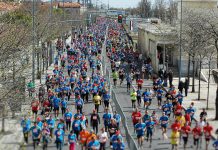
0 2 19 12
58 2 81 8
138 23 177 36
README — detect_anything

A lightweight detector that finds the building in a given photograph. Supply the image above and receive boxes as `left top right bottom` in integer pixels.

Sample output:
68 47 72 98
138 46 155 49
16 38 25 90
138 22 178 72
0 2 19 15
107 9 125 17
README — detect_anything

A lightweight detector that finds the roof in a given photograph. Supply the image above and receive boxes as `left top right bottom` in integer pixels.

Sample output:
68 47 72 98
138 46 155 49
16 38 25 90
138 23 177 36
58 2 81 8
0 2 19 12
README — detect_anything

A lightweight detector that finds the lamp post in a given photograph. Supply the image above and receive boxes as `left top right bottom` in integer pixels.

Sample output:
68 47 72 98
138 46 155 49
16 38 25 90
32 0 36 83
179 0 183 82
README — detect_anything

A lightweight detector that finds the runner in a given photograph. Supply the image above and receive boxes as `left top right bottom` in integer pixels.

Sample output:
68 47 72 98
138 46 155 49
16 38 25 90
103 108 112 132
68 130 77 150
136 88 142 107
203 122 213 150
181 122 191 150
192 122 202 149
130 89 137 108
113 111 121 128
145 117 155 148
30 122 41 149
55 126 65 150
64 109 73 131
132 108 142 132
98 127 108 150
21 116 31 144
79 128 90 150
90 109 100 134
135 119 146 148
171 127 180 150
159 112 169 139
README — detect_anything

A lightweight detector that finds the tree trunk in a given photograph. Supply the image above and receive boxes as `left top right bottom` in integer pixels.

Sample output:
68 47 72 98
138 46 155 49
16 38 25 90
192 56 195 92
36 38 40 80
215 85 218 120
187 53 191 84
215 39 218 68
198 61 202 100
207 60 211 110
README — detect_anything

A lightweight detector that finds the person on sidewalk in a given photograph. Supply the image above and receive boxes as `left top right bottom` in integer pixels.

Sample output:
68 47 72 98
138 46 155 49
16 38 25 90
163 70 168 87
178 80 184 94
184 78 189 97
168 70 173 87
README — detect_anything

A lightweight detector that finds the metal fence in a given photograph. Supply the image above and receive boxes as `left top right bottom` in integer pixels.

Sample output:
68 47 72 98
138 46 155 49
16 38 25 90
111 90 138 150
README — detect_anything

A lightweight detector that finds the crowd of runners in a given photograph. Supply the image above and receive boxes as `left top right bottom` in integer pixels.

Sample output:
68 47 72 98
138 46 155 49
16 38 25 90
22 17 218 150
104 20 218 150
22 18 125 150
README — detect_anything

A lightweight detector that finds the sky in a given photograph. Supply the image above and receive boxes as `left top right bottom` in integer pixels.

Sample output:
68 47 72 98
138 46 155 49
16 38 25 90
94 0 141 8
42 0 141 8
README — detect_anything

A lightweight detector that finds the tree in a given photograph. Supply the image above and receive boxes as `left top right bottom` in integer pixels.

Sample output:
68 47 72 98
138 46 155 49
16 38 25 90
181 9 211 93
138 0 151 18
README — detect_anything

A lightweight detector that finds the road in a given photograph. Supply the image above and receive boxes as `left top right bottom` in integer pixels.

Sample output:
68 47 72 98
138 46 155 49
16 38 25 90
21 34 129 150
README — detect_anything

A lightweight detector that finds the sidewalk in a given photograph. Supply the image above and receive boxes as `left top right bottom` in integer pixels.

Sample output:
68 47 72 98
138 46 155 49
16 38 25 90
172 77 218 138
0 37 64 150
0 119 23 150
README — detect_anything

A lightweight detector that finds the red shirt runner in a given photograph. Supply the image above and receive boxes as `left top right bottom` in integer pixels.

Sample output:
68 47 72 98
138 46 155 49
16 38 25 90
132 111 142 125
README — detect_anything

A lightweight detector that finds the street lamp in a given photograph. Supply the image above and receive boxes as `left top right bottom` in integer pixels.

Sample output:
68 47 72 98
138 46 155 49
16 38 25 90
32 0 36 84
179 0 183 82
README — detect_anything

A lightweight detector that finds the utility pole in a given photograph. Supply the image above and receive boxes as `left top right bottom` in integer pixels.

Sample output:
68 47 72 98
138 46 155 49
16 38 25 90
108 0 109 10
32 0 36 83
62 0 65 46
179 0 183 82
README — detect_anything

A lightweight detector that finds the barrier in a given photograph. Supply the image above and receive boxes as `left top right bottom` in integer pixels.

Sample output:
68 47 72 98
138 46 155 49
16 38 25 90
111 90 139 150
